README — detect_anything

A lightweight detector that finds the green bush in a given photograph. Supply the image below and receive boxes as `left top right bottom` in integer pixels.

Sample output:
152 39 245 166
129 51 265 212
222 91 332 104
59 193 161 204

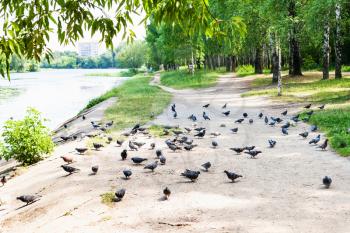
237 65 255 77
303 55 319 71
342 65 350 72
0 108 54 165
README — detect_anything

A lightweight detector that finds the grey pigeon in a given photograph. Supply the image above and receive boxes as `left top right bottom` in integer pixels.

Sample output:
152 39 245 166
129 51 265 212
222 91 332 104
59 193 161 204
144 161 158 172
310 125 318 132
159 155 166 165
93 143 104 151
212 140 218 148
181 169 200 182
282 128 288 135
264 116 269 124
61 165 80 174
222 103 227 109
309 135 321 144
203 112 210 120
17 195 40 205
230 147 244 154
323 176 332 188
249 119 253 124
230 128 238 133
268 139 277 148
299 132 309 138
224 170 242 182
115 188 126 201
123 169 132 179
133 141 146 148
129 141 138 151
75 147 88 154
245 150 262 158
201 162 211 171
116 139 124 146
91 165 99 174
131 157 148 164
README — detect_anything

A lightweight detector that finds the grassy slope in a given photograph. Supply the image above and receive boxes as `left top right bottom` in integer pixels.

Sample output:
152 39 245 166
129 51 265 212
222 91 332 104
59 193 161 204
89 74 172 131
85 69 138 77
242 72 350 156
160 70 221 89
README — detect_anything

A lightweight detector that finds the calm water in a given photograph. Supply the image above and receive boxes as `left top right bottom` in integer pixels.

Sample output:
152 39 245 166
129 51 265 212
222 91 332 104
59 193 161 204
0 69 126 130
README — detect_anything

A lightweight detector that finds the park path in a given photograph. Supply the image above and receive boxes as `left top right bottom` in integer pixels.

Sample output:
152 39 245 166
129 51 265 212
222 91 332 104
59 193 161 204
0 73 350 233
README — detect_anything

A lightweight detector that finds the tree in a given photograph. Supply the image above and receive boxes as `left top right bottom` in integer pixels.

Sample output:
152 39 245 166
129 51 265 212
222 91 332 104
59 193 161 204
334 1 342 79
116 41 149 68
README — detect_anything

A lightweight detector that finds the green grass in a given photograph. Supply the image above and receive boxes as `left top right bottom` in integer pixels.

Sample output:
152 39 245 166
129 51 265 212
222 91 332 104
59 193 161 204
85 69 139 77
236 65 271 77
91 74 171 131
160 70 220 89
308 108 350 156
100 192 115 207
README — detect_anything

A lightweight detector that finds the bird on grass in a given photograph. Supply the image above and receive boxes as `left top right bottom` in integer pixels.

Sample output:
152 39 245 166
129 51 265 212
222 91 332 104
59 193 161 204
230 128 238 133
144 161 158 172
309 135 321 145
131 157 148 164
323 176 332 188
264 116 269 124
306 110 314 116
268 139 277 148
106 121 114 127
163 187 171 200
17 195 40 205
181 169 200 182
203 112 210 120
201 162 211 171
212 140 218 148
194 130 206 138
235 118 244 124
129 141 138 151
304 104 312 109
282 128 289 135
222 103 227 109
1 176 7 186
224 171 242 182
319 104 326 110
91 165 99 175
75 148 88 154
230 147 244 154
203 104 210 108
259 112 263 119
318 139 328 150
245 150 262 158
123 169 132 179
61 165 80 174
281 110 288 116
106 137 113 144
115 189 126 201
222 111 230 116
116 139 124 147
159 155 166 165
299 132 309 139
61 155 73 164
93 143 104 151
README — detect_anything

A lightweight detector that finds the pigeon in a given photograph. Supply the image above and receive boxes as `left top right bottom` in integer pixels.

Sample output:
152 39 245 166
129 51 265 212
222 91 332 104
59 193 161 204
159 155 166 165
181 169 200 182
91 165 99 174
173 130 183 136
61 155 73 164
17 195 40 205
304 104 312 109
129 141 138 151
184 144 197 151
243 113 248 118
318 139 328 150
230 128 238 133
60 136 70 141
224 170 243 182
93 143 104 151
82 115 86 120
244 146 255 151
133 141 146 148
222 103 227 109
188 114 197 122
116 139 124 147
75 148 88 154
194 130 206 138
173 111 177 119
319 104 325 110
156 149 163 158
184 127 192 133
203 104 210 108
115 189 126 201
168 144 182 152
194 127 206 132
149 142 155 150
291 116 300 123
120 149 128 160
64 124 68 129
210 132 221 137
1 176 6 186
106 121 114 127
281 110 288 116
203 112 210 120
212 140 218 148
245 150 262 158
272 117 283 123
264 116 269 124
310 125 318 132
201 162 211 171
61 165 80 174
230 147 244 154
107 136 113 144
281 122 290 129
306 110 314 116
235 118 244 123
171 104 176 112
132 124 141 131
220 124 226 127
222 111 230 116
131 157 148 164
299 132 309 138
268 139 277 148
259 112 263 119
309 135 321 144
123 169 132 179
249 119 254 124
282 128 288 135
269 121 276 126
144 161 158 172
323 176 332 188
163 187 171 200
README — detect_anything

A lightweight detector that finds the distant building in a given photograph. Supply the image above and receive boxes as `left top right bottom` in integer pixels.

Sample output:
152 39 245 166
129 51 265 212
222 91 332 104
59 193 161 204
78 42 99 57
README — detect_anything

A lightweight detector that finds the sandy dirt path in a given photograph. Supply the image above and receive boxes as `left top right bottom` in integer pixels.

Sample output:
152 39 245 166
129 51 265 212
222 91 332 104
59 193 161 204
1 74 350 233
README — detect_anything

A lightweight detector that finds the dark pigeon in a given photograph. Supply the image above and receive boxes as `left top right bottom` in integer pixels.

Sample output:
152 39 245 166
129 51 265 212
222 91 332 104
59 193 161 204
115 189 126 201
318 139 328 150
17 195 40 205
268 139 277 148
222 103 227 109
131 157 148 164
91 165 99 174
61 165 80 174
93 143 104 151
282 128 288 135
121 149 128 160
235 118 244 123
230 128 238 133
201 162 211 171
309 135 321 144
243 113 248 118
230 147 244 154
159 155 166 165
203 104 210 108
144 161 158 172
163 187 171 200
123 169 132 179
212 140 218 148
304 104 312 109
281 110 288 116
323 176 332 188
245 150 262 158
259 112 263 119
222 111 230 116
299 132 309 138
203 112 210 120
75 147 88 154
181 169 200 182
194 130 206 138
224 170 242 182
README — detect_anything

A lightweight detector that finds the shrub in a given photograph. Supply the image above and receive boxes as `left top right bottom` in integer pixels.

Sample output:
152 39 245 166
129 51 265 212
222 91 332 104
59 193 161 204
237 65 255 77
303 55 319 71
0 108 54 165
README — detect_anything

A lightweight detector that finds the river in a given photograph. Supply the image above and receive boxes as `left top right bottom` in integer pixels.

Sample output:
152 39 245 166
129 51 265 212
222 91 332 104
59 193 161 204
0 69 127 130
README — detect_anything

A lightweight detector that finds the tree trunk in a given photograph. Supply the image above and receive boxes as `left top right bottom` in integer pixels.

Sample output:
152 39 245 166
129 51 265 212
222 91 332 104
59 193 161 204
254 46 263 74
231 55 236 72
272 33 282 96
225 56 231 72
335 2 342 79
322 19 330 80
288 0 302 76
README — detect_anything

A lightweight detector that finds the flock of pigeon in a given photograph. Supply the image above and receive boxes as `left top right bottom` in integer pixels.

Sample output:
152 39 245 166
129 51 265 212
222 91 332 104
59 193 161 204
2 102 333 207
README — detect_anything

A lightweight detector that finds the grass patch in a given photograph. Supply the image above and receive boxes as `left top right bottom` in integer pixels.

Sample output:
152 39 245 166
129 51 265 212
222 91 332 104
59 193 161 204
160 70 220 89
237 65 255 77
100 192 115 207
309 108 350 156
100 75 171 131
86 69 139 77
